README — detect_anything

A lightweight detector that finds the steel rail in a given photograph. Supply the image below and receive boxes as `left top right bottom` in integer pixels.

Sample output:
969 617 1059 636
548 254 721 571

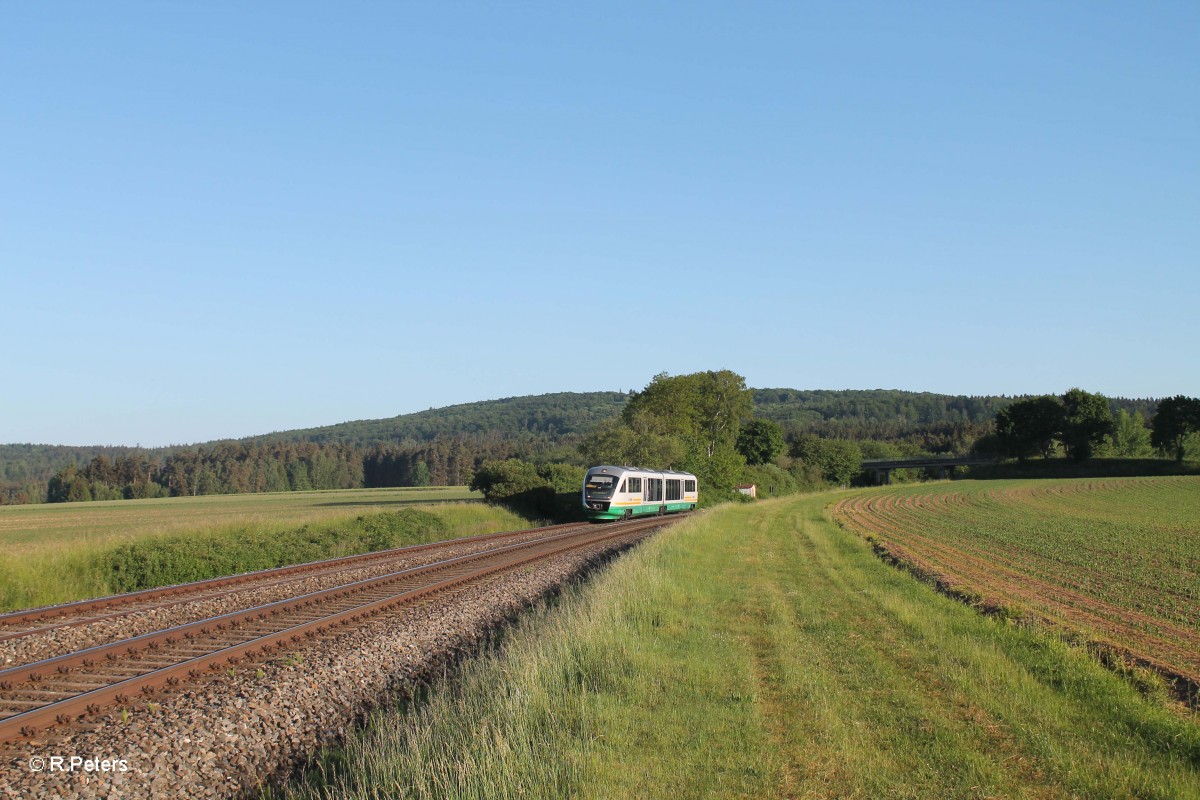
0 515 676 741
0 521 592 638
0 523 607 687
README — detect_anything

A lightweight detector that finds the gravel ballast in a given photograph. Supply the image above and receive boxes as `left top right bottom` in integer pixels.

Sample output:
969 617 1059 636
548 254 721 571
0 527 558 669
0 528 657 800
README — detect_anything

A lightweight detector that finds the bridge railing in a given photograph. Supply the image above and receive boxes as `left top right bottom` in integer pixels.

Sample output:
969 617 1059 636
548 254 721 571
860 456 999 469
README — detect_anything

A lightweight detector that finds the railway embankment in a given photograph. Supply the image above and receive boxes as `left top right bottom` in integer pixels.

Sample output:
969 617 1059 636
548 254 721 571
0 520 670 799
0 521 578 668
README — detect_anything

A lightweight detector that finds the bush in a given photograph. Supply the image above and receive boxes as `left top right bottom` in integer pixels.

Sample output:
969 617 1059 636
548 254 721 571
471 460 586 521
789 435 863 486
104 510 448 593
739 464 798 498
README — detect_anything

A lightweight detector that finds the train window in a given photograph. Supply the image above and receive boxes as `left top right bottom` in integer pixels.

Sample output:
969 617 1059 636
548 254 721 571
666 479 681 501
627 477 642 493
584 475 617 500
618 480 626 493
684 479 696 493
646 478 663 502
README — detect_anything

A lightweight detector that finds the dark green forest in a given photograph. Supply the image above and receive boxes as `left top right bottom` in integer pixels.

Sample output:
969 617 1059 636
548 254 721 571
246 392 632 447
0 387 1176 505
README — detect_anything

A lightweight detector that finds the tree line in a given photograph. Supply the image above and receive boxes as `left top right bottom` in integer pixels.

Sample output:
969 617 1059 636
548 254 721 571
8 384 1198 506
46 442 366 502
980 390 1200 463
41 438 547 503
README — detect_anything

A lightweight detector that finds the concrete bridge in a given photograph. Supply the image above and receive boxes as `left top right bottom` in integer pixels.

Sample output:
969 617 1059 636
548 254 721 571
860 456 1000 485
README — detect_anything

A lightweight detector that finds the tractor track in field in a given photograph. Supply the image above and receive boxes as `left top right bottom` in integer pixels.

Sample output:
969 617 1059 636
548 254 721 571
836 489 1199 612
832 484 1200 706
0 515 683 799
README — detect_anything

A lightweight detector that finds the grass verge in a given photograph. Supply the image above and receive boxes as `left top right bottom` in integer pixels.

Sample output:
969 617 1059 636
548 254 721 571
269 494 1200 800
0 502 528 612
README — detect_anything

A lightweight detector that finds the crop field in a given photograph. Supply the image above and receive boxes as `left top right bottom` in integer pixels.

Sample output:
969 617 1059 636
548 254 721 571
833 477 1200 695
0 486 478 553
0 486 504 611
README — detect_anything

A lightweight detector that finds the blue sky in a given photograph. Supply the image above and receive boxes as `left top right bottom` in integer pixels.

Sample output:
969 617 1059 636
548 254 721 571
3 2 1197 446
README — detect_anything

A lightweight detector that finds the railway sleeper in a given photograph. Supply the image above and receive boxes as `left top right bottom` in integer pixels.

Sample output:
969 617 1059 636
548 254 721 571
124 657 190 669
35 680 112 691
0 699 47 710
6 689 79 700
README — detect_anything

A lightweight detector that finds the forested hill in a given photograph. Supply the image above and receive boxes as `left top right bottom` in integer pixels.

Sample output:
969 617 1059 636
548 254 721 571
250 389 1155 446
0 388 1158 503
753 389 1155 449
0 444 157 503
755 389 1005 431
244 392 631 447
0 392 631 503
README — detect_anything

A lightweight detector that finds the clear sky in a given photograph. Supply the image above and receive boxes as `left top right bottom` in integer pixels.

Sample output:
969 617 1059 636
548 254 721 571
3 2 1197 447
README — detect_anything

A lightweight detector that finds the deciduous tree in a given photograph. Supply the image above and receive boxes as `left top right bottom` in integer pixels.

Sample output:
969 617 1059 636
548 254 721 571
736 419 785 465
624 370 753 458
1105 409 1153 457
1060 388 1113 461
789 435 862 485
994 396 1064 461
1151 395 1200 462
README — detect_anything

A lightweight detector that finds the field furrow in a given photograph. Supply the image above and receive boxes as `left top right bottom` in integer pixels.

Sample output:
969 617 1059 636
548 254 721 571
833 477 1200 697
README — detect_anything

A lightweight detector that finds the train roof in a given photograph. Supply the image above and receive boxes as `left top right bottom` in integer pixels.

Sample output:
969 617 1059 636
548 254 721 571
586 465 697 478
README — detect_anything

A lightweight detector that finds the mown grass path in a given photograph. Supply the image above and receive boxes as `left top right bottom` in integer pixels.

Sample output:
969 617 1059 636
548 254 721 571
832 477 1200 694
274 495 1200 800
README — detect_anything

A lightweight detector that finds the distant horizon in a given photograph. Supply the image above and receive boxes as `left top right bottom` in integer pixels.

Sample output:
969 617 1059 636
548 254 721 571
1 383 1171 450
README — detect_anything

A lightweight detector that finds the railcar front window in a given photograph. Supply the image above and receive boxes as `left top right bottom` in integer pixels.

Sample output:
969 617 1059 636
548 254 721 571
584 475 617 500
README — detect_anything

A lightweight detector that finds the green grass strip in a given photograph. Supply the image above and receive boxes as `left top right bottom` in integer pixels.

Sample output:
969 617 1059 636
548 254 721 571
0 502 528 611
271 494 1200 800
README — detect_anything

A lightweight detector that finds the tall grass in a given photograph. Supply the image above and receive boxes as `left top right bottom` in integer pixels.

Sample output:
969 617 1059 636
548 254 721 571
0 501 528 612
0 486 480 553
271 495 1200 799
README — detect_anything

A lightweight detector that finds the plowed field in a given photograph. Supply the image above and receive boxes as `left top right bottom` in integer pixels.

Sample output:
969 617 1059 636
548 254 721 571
833 477 1200 693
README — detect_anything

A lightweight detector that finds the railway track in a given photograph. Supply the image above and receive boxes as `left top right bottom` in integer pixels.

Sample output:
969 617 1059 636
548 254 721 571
0 521 590 643
0 515 677 744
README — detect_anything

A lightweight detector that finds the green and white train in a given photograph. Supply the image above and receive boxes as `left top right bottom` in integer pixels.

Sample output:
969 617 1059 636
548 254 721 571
581 465 698 521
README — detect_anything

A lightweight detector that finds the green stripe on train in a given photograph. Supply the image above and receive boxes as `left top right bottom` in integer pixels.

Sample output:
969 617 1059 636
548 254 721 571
584 502 696 520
